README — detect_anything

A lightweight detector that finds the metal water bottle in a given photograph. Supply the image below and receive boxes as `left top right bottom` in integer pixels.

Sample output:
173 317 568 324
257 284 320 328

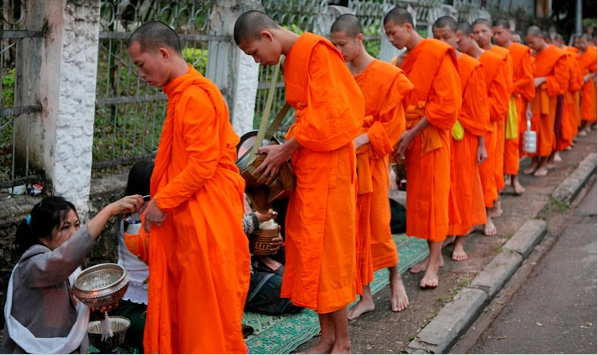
523 116 537 154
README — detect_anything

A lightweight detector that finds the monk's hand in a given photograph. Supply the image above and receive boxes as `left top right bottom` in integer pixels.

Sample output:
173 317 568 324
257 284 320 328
534 77 546 87
353 133 369 151
144 198 166 232
394 129 414 160
254 144 289 185
476 145 488 164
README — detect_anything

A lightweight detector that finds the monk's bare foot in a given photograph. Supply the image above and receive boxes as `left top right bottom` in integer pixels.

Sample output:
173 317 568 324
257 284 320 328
410 254 443 274
419 267 439 289
554 152 562 162
451 237 468 261
488 200 503 218
546 161 556 169
389 270 409 312
511 177 525 195
504 174 512 186
524 161 539 175
442 236 456 248
409 257 429 273
308 340 333 354
534 166 548 176
484 217 497 236
347 298 375 320
578 129 587 137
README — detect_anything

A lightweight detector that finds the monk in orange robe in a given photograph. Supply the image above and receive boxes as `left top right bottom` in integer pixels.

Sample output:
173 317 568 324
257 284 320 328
128 22 250 353
234 10 363 353
384 8 461 289
473 18 513 219
492 18 535 195
433 16 489 261
574 34 597 135
551 33 584 153
330 14 412 320
524 26 569 177
458 21 510 237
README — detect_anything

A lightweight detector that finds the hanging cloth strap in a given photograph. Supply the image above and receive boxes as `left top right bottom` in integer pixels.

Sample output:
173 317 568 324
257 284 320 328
249 62 291 164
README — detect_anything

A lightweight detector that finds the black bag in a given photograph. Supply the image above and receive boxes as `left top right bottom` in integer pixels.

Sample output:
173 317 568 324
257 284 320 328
390 198 406 234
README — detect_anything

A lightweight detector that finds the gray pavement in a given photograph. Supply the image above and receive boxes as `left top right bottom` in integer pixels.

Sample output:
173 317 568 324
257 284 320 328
465 180 597 354
408 141 597 353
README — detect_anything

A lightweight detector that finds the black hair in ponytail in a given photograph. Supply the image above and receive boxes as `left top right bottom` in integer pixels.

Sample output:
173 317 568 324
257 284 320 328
15 196 77 255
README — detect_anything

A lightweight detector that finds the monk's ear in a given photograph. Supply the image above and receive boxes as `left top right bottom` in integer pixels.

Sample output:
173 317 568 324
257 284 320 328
157 47 171 61
356 33 365 43
260 29 274 42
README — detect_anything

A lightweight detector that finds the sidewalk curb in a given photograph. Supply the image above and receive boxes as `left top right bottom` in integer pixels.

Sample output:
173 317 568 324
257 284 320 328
552 153 597 204
406 155 595 354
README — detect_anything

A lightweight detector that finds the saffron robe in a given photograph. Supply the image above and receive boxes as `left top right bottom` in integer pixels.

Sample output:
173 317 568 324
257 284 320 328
504 43 535 172
400 39 461 243
557 49 584 151
145 66 250 354
478 50 510 207
489 45 513 191
529 45 569 157
354 60 412 286
282 33 363 314
578 45 597 124
448 53 489 236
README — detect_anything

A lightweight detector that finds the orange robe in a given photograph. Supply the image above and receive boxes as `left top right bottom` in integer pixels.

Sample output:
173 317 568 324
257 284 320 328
478 50 510 208
282 33 363 314
354 60 412 286
505 43 535 172
448 53 489 236
557 48 584 151
400 39 461 243
530 45 569 158
489 45 513 191
578 46 597 124
145 66 250 353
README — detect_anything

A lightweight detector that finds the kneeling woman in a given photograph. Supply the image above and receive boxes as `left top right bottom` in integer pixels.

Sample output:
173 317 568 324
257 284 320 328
1 194 142 354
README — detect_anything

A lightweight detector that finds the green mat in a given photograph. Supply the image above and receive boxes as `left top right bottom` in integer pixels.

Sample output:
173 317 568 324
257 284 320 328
243 234 429 354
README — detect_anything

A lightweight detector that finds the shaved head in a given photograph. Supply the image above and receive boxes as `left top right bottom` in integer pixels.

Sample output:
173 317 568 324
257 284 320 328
233 10 280 45
331 14 363 38
383 7 414 27
128 21 181 55
526 25 543 37
457 21 473 36
433 15 458 32
473 18 492 29
493 18 511 30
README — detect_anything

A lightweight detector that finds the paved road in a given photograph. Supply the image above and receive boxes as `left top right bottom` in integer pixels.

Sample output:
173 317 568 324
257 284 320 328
466 180 597 354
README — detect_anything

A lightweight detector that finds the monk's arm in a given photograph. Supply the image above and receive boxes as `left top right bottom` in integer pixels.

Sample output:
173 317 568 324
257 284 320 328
424 53 461 130
292 44 362 152
544 55 569 96
460 66 490 137
153 87 222 209
367 72 412 157
512 50 535 101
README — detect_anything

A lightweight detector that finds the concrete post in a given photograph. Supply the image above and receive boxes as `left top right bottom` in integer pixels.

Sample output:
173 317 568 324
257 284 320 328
17 0 101 215
207 0 262 136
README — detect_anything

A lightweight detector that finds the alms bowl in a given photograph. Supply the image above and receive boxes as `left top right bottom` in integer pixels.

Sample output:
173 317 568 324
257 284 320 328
72 263 129 308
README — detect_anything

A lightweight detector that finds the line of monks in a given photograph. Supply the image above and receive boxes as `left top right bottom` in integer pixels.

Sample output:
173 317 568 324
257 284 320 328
227 8 596 354
329 9 598 322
